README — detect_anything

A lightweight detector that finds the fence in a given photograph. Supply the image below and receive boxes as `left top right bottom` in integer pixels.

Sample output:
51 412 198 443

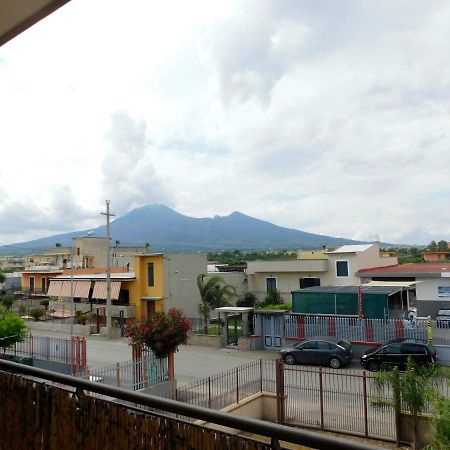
76 352 168 391
169 358 450 443
187 316 222 335
284 315 429 343
7 334 86 373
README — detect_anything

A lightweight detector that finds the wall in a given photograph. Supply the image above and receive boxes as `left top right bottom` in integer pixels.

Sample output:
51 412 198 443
416 277 450 317
163 253 208 316
212 272 248 300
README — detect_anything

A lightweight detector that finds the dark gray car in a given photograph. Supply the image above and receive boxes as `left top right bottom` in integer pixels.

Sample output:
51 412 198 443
280 336 353 369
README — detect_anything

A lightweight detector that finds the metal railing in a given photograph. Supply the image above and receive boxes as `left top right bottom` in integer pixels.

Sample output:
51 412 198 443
284 315 428 343
0 359 381 450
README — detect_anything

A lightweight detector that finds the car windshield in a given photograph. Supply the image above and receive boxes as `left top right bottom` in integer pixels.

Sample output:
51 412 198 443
438 310 450 316
337 340 351 350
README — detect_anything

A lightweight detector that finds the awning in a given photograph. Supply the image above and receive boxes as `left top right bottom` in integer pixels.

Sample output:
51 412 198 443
92 281 121 300
46 280 62 297
74 280 91 298
59 280 73 297
364 281 417 288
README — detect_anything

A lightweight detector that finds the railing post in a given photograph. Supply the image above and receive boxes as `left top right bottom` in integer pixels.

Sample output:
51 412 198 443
236 367 239 404
275 358 285 424
319 367 324 430
168 350 175 381
116 362 121 387
393 367 401 447
363 371 368 437
208 376 212 408
260 359 263 393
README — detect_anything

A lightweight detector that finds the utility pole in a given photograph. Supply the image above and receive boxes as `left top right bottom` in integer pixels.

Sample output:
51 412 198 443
101 200 115 338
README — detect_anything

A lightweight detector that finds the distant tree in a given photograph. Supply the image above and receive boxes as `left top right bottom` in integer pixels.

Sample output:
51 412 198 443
0 271 5 284
39 299 49 310
0 308 29 352
115 240 121 247
428 241 438 252
197 274 236 334
236 292 257 308
29 308 45 322
55 242 62 248
437 240 448 252
1 294 14 311
262 289 283 306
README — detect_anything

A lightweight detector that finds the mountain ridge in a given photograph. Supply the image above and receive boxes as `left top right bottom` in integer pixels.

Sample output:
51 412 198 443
0 204 369 255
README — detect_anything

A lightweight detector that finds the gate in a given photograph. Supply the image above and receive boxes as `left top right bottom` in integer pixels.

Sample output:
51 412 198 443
226 314 240 345
282 365 396 440
262 314 283 350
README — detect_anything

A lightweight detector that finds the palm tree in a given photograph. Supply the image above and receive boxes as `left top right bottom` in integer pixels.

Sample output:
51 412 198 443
373 358 444 449
196 273 236 334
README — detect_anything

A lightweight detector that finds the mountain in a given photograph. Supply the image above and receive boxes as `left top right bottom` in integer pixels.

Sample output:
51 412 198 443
1 204 368 254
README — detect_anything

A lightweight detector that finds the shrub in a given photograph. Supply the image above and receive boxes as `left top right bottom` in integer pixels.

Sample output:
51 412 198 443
75 310 89 325
40 299 49 309
126 308 191 358
236 292 257 308
29 308 45 321
1 294 14 310
0 308 29 351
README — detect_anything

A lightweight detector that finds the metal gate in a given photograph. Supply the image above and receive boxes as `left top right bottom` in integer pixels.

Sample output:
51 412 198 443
227 314 240 345
282 365 396 440
262 314 283 350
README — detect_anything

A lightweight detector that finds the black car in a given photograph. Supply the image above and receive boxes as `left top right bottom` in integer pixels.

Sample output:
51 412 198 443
280 337 353 369
436 309 450 328
360 339 438 371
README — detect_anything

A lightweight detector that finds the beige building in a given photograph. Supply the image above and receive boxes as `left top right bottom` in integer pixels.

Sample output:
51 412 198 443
247 244 397 303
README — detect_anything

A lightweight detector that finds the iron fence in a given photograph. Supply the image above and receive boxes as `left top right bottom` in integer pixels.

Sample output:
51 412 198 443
6 334 86 372
76 352 168 391
284 315 428 343
187 316 222 335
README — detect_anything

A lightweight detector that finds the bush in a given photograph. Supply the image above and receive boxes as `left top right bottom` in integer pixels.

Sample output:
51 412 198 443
29 308 45 321
258 303 291 311
75 310 89 325
40 299 49 309
126 308 191 358
1 294 14 310
236 292 257 308
0 308 29 350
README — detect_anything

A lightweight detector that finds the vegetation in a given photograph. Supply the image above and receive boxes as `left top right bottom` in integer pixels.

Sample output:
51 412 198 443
0 308 29 352
29 308 45 321
75 310 89 325
236 292 257 308
0 271 5 284
125 308 191 358
1 294 14 310
373 359 444 449
40 299 49 310
197 274 236 334
208 249 297 265
427 394 450 450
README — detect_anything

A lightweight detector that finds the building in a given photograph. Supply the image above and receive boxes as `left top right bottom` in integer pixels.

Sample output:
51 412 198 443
45 253 207 326
247 244 397 302
423 251 450 262
357 263 450 317
0 255 25 271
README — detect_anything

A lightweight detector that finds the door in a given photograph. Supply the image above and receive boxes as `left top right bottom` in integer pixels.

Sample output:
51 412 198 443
29 277 35 292
227 314 240 345
381 343 404 369
41 277 46 293
296 340 320 364
262 314 283 349
146 301 155 319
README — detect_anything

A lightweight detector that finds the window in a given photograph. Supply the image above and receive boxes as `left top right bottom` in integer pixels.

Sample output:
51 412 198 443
147 263 154 286
336 260 349 277
76 247 80 256
301 341 318 350
402 343 426 354
299 277 320 289
385 343 402 354
266 277 277 291
29 277 35 292
317 341 332 350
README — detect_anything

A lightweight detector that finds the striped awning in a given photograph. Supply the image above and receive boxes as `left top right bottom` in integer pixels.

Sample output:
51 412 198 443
92 281 121 300
74 280 91 298
46 280 63 297
59 280 73 298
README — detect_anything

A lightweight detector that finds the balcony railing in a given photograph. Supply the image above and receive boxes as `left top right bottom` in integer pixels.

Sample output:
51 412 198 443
0 359 382 450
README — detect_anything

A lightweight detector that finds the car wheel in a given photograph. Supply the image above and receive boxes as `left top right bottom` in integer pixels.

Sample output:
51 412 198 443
284 354 295 365
329 357 341 369
366 361 379 372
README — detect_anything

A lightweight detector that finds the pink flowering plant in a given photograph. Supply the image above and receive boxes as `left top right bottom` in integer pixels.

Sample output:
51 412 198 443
125 308 191 358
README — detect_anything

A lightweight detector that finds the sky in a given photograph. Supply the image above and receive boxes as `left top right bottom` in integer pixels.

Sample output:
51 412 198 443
1 0 450 246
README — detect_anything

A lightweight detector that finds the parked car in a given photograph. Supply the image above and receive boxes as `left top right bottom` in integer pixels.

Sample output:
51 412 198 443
280 337 353 369
360 339 438 372
436 309 450 328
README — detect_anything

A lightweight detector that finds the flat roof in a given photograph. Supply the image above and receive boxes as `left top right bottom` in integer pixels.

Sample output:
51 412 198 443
292 285 401 295
325 244 374 254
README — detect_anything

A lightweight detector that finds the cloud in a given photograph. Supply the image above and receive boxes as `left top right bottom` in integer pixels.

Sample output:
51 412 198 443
101 111 174 215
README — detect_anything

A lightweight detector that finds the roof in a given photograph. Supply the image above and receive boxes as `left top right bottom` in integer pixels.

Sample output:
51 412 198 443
215 307 254 313
363 281 417 288
0 0 71 47
357 263 450 277
325 244 374 254
292 285 401 295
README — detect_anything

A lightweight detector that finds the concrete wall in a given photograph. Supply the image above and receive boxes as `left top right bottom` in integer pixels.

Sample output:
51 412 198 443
187 334 225 348
416 278 450 317
163 253 208 316
27 321 92 336
212 272 248 300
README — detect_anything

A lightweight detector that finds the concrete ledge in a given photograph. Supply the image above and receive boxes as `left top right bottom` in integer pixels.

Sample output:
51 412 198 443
187 334 225 348
26 321 91 336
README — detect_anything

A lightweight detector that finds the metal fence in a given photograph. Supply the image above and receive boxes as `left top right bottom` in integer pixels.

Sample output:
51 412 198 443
284 315 429 343
7 334 86 372
187 316 222 335
76 352 168 391
169 358 450 442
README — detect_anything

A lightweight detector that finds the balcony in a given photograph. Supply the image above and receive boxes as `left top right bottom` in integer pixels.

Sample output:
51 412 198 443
0 359 380 450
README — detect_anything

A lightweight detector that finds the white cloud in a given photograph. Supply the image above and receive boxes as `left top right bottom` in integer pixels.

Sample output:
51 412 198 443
1 0 450 245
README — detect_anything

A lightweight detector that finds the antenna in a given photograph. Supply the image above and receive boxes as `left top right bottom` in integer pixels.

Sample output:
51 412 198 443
369 234 380 244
